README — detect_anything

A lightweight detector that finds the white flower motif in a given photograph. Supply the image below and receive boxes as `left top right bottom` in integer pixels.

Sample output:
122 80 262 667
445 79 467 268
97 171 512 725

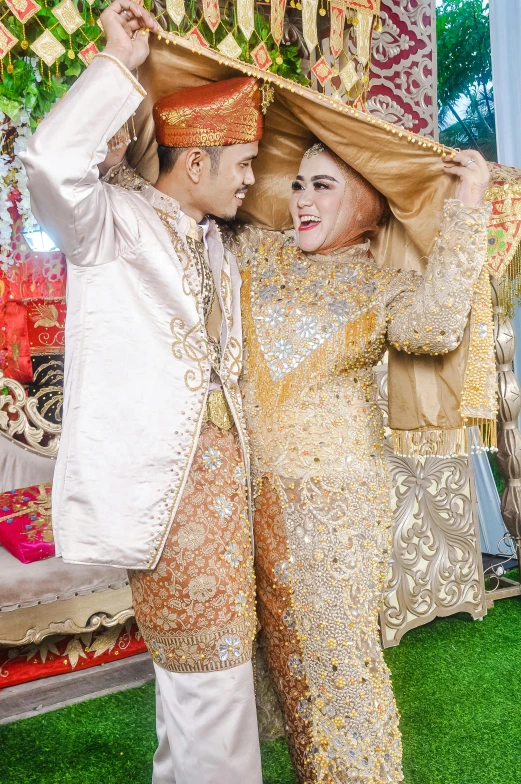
282 607 296 628
296 316 317 339
213 495 233 519
218 635 242 661
297 699 311 720
202 447 223 471
151 641 167 664
257 284 279 302
224 541 243 567
327 299 349 319
274 561 289 585
233 464 247 486
272 338 293 360
335 267 359 284
288 653 305 678
235 592 248 613
290 260 308 276
260 266 277 279
265 305 285 327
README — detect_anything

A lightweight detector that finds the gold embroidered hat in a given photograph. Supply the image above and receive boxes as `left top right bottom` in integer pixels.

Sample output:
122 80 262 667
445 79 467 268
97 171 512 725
153 77 263 147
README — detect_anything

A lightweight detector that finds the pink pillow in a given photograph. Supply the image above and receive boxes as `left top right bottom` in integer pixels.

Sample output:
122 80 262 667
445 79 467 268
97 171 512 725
0 484 55 564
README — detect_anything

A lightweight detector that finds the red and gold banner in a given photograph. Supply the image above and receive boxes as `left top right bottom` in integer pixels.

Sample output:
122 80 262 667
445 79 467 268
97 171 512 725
329 1 346 59
237 0 255 40
0 21 18 59
251 41 272 70
4 0 40 25
203 0 221 32
270 0 287 46
78 41 99 66
301 0 319 54
345 0 379 9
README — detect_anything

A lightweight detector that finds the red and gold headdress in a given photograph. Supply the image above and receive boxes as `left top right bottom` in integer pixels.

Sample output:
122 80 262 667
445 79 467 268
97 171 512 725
153 77 263 148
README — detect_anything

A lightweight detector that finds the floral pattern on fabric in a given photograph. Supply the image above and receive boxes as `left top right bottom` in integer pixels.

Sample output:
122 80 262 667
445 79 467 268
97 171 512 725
128 422 256 673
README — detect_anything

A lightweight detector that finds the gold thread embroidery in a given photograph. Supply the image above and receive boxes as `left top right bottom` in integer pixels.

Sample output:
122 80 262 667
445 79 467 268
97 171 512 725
93 53 147 98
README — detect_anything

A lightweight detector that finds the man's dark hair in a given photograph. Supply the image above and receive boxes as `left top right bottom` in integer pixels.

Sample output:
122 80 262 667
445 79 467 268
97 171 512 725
157 144 223 176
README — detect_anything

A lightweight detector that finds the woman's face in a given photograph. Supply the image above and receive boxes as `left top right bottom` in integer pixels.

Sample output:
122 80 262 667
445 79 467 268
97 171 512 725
289 151 346 253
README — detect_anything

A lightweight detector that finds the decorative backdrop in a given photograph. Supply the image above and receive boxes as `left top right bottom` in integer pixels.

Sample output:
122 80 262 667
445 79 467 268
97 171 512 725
367 0 437 138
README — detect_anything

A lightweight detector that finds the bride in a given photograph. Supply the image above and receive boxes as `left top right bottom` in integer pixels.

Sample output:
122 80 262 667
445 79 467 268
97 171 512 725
235 142 490 783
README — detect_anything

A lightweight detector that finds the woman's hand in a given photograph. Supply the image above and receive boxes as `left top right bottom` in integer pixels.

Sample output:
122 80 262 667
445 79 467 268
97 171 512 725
442 149 490 209
100 0 158 72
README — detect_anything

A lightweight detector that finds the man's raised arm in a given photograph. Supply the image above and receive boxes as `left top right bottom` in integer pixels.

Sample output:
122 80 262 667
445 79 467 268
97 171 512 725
19 1 158 266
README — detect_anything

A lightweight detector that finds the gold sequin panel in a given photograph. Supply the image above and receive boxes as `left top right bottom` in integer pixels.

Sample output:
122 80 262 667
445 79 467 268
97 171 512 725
246 376 404 782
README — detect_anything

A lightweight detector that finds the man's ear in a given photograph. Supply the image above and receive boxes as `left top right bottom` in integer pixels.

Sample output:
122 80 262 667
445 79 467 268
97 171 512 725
185 148 207 184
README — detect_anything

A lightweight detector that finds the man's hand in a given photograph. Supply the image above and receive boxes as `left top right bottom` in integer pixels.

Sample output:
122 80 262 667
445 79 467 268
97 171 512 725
442 149 490 209
98 137 130 177
100 0 158 72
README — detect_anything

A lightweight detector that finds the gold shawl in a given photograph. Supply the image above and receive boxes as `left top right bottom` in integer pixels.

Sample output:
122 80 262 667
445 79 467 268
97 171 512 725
128 33 497 454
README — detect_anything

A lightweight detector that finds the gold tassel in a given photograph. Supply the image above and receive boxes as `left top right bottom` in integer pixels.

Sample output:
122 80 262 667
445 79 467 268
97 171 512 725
391 418 497 458
460 266 497 428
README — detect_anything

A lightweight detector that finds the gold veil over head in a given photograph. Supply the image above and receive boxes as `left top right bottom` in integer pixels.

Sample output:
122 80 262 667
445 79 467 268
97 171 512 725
128 34 496 454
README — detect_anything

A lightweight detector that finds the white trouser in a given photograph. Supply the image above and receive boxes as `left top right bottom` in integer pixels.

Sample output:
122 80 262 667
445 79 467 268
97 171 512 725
152 660 263 784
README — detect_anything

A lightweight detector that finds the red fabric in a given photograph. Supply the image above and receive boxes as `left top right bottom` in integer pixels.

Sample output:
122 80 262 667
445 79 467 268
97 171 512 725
153 77 263 147
0 623 147 689
0 484 54 564
0 301 32 382
0 204 67 380
0 213 66 306
26 299 66 356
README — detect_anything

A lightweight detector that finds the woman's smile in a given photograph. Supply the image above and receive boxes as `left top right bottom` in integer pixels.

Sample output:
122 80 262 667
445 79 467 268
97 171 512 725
298 213 322 231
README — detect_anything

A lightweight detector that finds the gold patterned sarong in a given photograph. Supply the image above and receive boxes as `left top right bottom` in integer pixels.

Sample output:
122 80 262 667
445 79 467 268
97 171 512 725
128 422 256 673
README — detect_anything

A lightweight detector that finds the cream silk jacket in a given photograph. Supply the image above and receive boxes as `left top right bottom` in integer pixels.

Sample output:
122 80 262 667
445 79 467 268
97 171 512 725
20 54 248 570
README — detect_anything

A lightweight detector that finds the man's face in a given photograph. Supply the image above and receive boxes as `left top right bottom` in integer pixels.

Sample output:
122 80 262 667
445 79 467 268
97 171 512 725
201 141 258 221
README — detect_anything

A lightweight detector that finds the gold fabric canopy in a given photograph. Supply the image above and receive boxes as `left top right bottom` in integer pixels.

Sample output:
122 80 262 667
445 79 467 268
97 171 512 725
132 34 455 269
128 34 495 451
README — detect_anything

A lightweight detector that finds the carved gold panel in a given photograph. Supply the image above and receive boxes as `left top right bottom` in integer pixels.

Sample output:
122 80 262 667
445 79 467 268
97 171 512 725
376 366 487 647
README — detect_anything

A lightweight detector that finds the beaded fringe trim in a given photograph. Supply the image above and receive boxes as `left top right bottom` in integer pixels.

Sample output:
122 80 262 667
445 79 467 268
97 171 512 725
496 238 521 312
460 266 498 426
391 419 497 458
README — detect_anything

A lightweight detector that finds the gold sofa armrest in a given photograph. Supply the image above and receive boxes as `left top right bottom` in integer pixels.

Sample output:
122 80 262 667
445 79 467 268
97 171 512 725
0 369 61 458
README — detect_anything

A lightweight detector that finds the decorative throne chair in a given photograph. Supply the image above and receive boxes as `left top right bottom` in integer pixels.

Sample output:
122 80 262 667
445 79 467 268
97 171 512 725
0 216 133 654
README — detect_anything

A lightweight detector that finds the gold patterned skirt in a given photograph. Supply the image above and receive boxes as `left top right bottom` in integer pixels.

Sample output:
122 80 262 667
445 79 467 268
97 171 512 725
128 422 256 673
254 468 403 784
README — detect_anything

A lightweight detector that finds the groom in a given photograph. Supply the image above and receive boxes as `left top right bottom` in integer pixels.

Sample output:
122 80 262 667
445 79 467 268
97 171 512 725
20 2 263 782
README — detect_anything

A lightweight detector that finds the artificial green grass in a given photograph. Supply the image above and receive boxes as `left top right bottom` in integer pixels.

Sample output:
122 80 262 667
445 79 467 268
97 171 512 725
1 597 521 783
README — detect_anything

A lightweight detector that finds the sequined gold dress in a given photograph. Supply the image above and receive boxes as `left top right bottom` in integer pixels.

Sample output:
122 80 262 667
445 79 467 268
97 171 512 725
235 199 489 784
